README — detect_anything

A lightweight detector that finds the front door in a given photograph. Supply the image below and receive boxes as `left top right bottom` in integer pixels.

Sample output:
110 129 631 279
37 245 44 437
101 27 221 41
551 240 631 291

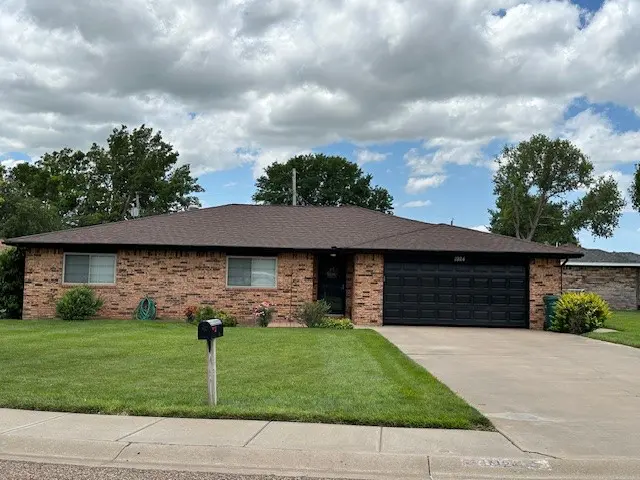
317 255 346 315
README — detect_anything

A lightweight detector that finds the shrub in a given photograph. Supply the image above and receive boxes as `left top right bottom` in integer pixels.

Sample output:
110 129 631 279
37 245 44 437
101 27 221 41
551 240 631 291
56 286 104 321
184 305 199 323
254 301 275 327
295 300 331 327
216 311 238 327
195 305 216 322
0 248 24 319
550 292 611 334
192 305 238 327
318 317 354 329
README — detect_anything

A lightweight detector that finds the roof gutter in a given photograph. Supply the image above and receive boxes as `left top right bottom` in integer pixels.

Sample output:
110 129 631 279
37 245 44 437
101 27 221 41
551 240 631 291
565 262 640 267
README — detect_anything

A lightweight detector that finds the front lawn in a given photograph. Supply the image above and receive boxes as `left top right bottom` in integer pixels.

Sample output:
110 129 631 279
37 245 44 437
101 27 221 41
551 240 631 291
0 320 490 429
585 310 640 348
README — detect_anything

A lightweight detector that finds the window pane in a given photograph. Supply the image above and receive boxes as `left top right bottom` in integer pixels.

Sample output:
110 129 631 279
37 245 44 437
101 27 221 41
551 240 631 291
251 258 276 287
89 255 116 284
228 258 251 286
64 255 90 283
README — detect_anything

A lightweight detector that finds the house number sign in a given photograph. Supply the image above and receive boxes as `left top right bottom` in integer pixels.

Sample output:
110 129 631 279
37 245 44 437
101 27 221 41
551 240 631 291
454 256 466 263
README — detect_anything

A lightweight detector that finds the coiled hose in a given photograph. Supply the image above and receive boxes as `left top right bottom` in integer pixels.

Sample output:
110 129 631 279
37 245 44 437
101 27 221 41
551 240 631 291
134 296 157 320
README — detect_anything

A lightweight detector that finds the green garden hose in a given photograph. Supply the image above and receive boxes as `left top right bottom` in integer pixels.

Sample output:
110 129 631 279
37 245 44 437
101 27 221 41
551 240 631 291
134 296 157 320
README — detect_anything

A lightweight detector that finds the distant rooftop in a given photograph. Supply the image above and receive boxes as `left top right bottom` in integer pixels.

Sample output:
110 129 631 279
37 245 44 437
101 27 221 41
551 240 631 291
566 248 640 266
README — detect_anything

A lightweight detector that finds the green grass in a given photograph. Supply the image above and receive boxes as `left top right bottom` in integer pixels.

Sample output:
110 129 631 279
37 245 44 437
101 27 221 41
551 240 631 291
585 310 640 348
0 320 490 429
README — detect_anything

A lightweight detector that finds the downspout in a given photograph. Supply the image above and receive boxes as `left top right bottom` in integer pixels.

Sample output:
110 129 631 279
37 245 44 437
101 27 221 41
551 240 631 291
636 268 639 310
560 258 569 293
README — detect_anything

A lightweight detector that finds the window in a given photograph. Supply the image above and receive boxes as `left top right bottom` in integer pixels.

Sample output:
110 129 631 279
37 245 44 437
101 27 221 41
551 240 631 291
63 254 116 285
227 257 277 288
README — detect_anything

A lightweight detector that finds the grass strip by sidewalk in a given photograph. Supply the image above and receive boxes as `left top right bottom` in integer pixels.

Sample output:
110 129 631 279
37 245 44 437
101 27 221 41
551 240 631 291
0 320 491 430
585 310 640 348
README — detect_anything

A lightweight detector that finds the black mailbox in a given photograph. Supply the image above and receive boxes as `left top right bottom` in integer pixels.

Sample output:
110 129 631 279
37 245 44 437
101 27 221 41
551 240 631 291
198 319 224 340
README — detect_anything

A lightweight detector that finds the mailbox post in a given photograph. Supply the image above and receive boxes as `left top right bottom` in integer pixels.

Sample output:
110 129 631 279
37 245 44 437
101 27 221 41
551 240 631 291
197 319 224 406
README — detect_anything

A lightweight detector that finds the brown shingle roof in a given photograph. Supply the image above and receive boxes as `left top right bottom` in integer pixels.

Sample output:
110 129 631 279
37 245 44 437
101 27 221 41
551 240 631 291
5 204 581 257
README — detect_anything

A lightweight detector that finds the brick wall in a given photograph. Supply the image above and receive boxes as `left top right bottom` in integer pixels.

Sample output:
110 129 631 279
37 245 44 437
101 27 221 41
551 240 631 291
23 248 315 324
351 253 384 325
529 258 562 330
563 266 639 310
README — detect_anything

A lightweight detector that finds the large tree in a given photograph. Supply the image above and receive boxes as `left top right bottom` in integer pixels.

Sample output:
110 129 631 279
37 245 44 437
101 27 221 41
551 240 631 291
0 165 63 239
253 154 394 213
489 134 625 244
10 125 203 227
629 165 640 213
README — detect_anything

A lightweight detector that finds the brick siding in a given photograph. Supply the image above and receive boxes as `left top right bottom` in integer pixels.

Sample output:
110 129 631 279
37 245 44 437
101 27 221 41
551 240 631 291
563 266 639 310
23 248 315 324
529 258 562 330
351 253 384 325
23 248 562 328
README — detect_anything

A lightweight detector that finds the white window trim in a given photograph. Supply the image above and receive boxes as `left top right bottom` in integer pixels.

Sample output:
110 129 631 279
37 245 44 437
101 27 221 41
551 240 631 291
226 255 278 289
62 252 117 286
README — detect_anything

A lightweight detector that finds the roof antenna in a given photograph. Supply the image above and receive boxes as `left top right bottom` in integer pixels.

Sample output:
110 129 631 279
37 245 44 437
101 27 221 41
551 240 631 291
292 168 297 206
130 193 140 218
450 218 454 226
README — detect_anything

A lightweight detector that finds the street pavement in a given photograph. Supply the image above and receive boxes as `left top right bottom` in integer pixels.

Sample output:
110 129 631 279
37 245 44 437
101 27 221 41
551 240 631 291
0 459 346 480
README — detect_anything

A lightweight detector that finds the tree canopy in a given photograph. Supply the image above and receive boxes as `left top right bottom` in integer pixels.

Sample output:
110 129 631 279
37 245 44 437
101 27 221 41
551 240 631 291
489 134 625 244
630 165 640 213
253 153 394 213
2 125 202 238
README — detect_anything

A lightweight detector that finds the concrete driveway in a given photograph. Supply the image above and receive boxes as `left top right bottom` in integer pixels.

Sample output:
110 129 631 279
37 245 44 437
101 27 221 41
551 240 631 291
376 327 640 459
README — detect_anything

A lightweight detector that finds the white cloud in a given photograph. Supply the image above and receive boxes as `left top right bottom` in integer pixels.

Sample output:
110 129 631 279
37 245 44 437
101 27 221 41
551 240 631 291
223 181 238 188
0 0 638 180
406 175 447 194
0 158 26 170
470 225 490 233
562 109 640 172
354 149 389 165
401 200 432 208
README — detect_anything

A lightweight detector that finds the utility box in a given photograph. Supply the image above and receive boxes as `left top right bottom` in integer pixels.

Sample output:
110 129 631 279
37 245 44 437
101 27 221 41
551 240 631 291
198 319 224 340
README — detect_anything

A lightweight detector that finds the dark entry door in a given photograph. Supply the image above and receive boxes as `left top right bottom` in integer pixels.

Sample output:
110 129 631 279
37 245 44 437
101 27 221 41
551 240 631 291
383 261 528 327
317 255 346 315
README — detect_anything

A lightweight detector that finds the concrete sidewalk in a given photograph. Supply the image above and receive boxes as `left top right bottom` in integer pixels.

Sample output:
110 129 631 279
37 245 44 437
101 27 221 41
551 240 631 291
1 409 639 479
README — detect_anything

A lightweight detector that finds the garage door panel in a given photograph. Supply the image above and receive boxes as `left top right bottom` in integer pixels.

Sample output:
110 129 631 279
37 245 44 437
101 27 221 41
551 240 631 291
438 293 454 303
384 261 528 328
403 293 419 303
473 294 490 304
385 276 402 287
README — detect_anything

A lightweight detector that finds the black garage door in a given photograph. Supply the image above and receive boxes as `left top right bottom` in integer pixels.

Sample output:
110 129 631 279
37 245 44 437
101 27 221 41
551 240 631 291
383 261 528 327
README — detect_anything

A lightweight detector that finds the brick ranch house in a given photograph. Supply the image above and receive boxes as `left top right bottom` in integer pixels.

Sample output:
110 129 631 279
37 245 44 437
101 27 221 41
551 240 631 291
6 204 581 328
563 248 640 310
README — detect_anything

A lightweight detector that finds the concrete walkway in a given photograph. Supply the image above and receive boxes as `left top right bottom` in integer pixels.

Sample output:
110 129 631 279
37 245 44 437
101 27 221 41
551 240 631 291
1 409 640 479
376 326 640 460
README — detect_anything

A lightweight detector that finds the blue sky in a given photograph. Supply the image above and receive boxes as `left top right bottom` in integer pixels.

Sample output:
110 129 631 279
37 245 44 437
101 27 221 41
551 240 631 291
1 0 639 251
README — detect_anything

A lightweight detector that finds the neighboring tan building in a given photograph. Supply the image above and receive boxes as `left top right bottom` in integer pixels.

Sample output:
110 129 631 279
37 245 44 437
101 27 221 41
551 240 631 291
5 204 581 328
564 248 640 310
